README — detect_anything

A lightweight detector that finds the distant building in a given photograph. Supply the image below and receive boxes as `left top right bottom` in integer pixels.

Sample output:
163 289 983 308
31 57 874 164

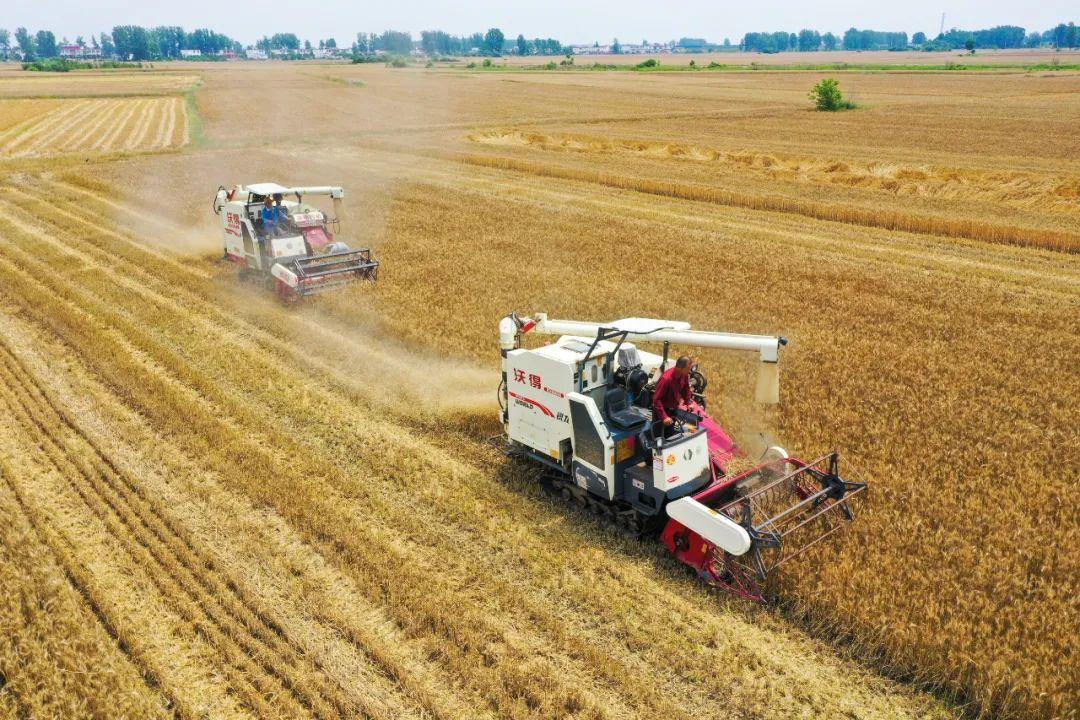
59 44 100 59
180 49 202 58
246 49 268 60
569 42 668 55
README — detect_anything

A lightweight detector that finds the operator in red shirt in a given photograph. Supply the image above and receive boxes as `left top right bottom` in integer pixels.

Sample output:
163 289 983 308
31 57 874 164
652 355 696 435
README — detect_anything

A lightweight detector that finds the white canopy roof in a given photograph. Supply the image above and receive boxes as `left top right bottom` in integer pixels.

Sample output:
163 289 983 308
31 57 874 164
244 182 292 196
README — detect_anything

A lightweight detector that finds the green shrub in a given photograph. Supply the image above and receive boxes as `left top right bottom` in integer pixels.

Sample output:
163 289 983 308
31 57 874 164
809 78 856 111
22 58 141 72
482 58 493 67
634 58 658 69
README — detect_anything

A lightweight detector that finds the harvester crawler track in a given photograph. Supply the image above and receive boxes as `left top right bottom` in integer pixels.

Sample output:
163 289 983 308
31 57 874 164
540 470 660 537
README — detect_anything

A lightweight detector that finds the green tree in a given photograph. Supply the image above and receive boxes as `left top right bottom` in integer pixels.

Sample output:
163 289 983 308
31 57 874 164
809 78 855 111
373 30 411 55
965 38 975 53
822 32 838 50
185 29 237 55
15 27 35 60
516 34 527 55
99 32 115 57
912 31 927 45
798 29 821 51
35 30 57 57
612 38 621 54
0 29 10 60
112 26 152 60
483 28 504 56
151 26 184 58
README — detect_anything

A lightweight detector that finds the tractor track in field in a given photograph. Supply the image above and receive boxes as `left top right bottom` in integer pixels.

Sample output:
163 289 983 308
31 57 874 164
0 188 650 720
0 101 58 145
348 151 1080 299
0 463 180 720
354 141 1079 252
0 100 89 150
153 97 177 149
2 100 98 156
0 264 461 717
0 98 184 158
57 100 124 153
0 177 960 720
0 473 182 719
0 307 471 720
0 338 366 719
0 189 556 720
127 98 162 150
91 98 142 151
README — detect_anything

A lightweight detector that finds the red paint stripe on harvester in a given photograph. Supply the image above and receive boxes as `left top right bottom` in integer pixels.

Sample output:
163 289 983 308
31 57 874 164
508 391 554 417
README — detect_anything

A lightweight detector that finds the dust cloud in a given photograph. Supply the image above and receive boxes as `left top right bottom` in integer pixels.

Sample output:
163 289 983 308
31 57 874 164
701 352 790 461
96 64 496 419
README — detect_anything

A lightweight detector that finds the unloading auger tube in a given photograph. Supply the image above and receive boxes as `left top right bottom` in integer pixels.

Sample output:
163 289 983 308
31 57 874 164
497 312 867 602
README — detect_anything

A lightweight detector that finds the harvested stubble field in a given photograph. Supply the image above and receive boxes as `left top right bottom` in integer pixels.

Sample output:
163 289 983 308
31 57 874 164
0 61 1076 720
0 97 187 157
0 67 193 158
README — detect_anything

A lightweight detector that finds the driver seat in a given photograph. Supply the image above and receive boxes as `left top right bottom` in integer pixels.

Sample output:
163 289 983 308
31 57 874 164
605 387 648 431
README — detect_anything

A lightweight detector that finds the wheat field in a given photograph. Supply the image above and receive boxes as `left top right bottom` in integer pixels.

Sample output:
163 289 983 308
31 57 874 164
0 61 1076 720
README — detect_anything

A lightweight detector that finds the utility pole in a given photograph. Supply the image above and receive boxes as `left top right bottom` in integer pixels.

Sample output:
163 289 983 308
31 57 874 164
939 12 946 37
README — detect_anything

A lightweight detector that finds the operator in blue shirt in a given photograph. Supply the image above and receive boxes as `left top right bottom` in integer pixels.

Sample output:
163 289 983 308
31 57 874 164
260 196 281 237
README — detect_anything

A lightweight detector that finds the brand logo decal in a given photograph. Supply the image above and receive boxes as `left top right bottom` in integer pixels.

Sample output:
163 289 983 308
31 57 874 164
665 454 676 466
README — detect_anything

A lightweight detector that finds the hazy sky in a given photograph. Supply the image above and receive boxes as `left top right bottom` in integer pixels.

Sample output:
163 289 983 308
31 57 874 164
7 1 1076 46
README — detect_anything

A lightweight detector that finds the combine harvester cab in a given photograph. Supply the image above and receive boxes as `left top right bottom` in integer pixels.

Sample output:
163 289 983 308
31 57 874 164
498 312 867 603
213 182 378 301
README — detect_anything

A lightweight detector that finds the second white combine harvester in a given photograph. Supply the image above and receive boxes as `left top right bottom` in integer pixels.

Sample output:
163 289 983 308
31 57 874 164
498 312 867 602
213 183 378 301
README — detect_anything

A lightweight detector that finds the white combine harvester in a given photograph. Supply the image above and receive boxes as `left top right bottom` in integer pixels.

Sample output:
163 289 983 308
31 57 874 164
213 183 378 301
498 312 867 602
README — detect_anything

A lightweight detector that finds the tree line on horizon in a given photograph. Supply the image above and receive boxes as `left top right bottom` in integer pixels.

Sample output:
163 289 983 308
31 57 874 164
740 23 1078 53
0 20 1076 63
0 25 562 62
